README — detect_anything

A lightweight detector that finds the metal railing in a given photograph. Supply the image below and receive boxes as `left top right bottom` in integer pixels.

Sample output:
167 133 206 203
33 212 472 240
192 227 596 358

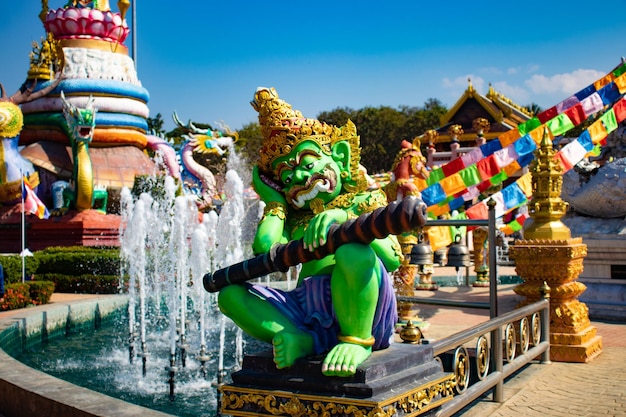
396 199 551 416
431 298 550 416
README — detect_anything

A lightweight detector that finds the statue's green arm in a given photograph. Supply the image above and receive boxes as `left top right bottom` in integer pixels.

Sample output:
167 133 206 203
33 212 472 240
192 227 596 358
252 166 290 255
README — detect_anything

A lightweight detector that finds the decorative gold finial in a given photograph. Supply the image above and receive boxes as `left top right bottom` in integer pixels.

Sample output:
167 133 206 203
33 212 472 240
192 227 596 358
251 87 365 193
472 117 490 136
447 124 464 142
523 126 571 240
424 129 438 147
39 0 49 24
117 0 131 21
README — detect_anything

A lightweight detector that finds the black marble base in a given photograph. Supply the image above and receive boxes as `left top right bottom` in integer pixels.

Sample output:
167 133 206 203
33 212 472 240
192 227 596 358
231 342 446 399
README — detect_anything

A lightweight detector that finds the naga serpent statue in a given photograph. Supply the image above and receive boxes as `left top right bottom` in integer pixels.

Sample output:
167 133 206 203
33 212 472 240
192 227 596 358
59 91 106 213
172 112 237 208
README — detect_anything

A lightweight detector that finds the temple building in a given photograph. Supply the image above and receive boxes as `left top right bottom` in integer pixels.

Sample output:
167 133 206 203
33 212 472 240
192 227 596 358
424 80 533 170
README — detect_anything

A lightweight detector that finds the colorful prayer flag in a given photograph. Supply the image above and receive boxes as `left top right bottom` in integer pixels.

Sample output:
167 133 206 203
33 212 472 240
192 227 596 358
23 176 50 219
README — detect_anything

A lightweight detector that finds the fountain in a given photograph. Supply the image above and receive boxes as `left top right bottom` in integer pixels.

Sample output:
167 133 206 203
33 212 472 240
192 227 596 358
116 155 256 407
13 148 269 416
0 3 273 411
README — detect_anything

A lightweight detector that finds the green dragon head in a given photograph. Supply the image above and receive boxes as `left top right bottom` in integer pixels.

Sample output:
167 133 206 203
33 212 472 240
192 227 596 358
61 91 96 145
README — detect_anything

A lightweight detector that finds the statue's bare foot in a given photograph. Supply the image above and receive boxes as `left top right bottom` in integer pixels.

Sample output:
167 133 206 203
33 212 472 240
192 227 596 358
321 343 372 377
272 332 314 369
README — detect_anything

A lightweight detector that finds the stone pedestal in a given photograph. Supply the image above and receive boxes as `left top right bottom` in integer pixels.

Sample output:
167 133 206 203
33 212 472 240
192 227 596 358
509 238 603 363
220 343 455 417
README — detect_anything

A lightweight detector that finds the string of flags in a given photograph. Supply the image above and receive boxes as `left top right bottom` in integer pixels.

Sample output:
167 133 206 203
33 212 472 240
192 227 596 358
420 60 626 250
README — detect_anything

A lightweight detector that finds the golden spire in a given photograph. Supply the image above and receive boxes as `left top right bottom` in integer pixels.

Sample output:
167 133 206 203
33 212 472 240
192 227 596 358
39 0 49 24
523 127 571 240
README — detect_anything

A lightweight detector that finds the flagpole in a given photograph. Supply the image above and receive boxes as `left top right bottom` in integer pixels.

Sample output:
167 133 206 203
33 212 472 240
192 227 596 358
21 172 25 283
132 0 137 70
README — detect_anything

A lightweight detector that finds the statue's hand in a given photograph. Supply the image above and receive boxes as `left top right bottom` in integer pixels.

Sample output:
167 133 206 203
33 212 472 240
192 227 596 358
303 209 348 251
252 166 287 205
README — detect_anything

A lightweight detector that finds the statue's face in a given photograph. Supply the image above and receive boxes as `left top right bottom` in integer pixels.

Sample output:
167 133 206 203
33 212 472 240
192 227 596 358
273 140 344 210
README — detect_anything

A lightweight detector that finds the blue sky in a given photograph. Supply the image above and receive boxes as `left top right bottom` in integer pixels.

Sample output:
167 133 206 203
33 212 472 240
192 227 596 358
1 1 625 132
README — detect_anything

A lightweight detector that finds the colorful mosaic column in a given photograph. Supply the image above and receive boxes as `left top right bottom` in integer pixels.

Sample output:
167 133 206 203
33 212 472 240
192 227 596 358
509 128 602 363
394 232 420 321
472 227 490 287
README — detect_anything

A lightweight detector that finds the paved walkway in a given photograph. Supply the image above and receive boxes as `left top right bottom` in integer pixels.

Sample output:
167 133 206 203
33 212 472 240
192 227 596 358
1 267 625 417
408 266 626 417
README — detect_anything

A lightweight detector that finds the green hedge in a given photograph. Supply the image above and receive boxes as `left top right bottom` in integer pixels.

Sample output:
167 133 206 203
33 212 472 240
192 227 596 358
0 281 55 311
1 246 122 297
42 273 120 294
35 246 121 276
0 255 40 284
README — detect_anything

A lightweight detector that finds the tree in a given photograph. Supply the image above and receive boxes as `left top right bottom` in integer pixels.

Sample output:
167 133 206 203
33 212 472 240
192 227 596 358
183 100 448 180
352 106 406 173
318 100 447 174
146 113 165 136
235 122 263 169
524 103 543 117
317 107 356 128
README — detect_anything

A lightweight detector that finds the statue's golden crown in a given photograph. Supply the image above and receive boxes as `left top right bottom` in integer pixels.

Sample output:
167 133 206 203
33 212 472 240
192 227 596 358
251 87 357 175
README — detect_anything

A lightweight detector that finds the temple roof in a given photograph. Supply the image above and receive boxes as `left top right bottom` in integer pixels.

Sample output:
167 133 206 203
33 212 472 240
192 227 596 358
434 80 533 143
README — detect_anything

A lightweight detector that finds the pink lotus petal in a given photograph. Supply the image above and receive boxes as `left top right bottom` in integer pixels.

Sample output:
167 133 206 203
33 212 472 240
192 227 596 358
91 9 104 21
64 8 79 20
89 21 105 37
63 19 79 34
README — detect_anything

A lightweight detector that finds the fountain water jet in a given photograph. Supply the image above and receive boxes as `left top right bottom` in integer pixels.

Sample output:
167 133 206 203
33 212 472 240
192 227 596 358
114 166 254 410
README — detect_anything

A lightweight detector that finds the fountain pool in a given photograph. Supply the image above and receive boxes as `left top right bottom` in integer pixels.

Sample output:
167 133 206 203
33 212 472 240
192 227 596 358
9 160 287 416
16 310 268 416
